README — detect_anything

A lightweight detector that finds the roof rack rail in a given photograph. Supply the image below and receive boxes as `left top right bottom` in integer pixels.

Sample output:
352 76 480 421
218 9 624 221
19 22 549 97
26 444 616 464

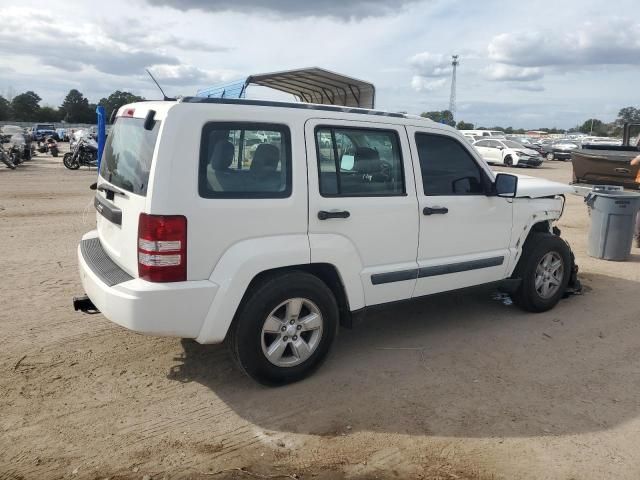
181 96 406 119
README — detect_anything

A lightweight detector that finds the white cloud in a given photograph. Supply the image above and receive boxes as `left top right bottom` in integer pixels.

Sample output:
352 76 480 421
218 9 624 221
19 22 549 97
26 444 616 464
149 64 236 86
488 18 640 68
408 52 452 77
484 64 544 82
410 76 447 92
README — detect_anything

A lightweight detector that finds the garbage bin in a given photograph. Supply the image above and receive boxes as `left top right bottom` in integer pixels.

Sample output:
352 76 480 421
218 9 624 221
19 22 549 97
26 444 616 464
585 186 640 261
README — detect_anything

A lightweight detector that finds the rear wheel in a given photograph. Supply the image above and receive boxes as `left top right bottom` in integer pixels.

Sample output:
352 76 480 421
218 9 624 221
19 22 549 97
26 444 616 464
546 152 555 161
228 271 338 386
1 152 16 169
63 152 80 170
50 147 58 157
513 233 571 312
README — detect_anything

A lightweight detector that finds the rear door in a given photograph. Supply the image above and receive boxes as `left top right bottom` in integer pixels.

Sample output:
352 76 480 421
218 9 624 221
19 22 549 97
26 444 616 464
305 119 419 306
96 110 161 276
407 127 513 298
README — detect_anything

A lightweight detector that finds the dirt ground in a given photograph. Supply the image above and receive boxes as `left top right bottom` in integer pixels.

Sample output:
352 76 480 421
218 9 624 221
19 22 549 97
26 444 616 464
1 148 639 480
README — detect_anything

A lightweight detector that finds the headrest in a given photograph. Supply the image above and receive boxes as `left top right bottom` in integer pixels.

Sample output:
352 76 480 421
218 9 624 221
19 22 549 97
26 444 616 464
210 140 234 170
251 144 280 172
354 147 381 174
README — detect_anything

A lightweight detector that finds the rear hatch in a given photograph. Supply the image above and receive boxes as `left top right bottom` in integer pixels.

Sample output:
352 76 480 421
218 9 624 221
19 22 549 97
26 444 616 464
95 107 162 277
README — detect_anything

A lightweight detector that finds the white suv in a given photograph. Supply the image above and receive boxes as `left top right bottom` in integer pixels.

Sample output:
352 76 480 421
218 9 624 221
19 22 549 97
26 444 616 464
74 98 578 385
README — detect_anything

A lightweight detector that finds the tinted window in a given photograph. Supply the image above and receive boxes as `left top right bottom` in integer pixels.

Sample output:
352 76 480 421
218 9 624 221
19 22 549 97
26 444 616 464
475 140 489 147
100 117 160 196
315 127 405 197
199 123 291 198
415 133 485 196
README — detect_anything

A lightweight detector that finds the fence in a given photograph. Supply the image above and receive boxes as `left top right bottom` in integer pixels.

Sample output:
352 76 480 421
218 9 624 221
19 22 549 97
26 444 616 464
0 121 97 129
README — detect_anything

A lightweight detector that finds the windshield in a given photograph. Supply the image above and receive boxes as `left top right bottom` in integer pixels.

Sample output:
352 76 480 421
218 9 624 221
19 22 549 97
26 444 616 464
99 117 160 196
503 140 526 148
36 124 54 131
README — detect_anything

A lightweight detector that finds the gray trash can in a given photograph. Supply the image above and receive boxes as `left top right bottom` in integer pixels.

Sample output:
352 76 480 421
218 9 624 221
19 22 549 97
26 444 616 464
585 187 640 261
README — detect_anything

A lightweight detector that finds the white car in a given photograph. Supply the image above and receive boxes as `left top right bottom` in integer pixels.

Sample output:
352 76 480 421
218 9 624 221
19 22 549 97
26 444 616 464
74 98 578 385
473 138 543 167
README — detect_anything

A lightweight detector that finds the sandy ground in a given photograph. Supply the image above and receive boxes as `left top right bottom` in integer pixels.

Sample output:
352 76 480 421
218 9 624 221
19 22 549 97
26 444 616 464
1 149 639 480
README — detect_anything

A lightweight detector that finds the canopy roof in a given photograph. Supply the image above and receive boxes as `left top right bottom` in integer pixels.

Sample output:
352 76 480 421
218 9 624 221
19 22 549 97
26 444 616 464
195 67 376 109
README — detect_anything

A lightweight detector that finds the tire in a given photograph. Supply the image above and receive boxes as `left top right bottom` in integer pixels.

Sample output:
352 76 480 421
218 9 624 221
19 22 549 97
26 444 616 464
51 147 58 157
512 232 571 313
1 153 16 169
504 155 513 167
546 152 554 161
227 271 339 386
63 152 80 170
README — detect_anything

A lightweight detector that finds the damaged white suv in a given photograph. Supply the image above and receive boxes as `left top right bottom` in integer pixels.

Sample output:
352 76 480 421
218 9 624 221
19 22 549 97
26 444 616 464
74 98 578 385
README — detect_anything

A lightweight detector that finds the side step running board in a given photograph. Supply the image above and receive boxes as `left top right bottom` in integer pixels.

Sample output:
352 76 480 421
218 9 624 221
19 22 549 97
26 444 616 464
73 295 100 314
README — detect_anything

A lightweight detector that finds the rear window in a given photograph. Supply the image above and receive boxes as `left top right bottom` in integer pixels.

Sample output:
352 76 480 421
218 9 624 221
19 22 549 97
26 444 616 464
100 117 160 196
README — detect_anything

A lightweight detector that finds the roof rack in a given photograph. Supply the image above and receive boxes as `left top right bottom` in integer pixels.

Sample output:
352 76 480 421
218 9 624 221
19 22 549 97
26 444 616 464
181 96 406 119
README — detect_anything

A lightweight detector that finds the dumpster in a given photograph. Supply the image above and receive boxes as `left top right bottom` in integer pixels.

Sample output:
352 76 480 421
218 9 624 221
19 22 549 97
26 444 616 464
585 186 640 261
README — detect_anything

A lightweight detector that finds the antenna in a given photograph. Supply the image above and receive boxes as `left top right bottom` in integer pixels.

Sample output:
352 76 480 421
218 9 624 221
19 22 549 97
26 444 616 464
146 69 173 101
449 55 459 123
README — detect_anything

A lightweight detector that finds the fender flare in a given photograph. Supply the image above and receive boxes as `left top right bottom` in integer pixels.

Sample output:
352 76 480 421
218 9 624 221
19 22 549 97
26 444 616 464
195 234 365 344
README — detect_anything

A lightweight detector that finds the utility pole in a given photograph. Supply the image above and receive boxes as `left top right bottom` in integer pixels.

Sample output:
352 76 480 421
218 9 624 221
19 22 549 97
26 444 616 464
449 55 459 123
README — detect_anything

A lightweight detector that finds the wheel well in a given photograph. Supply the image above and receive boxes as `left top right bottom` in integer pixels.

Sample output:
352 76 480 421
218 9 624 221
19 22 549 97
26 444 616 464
529 221 551 235
243 263 353 328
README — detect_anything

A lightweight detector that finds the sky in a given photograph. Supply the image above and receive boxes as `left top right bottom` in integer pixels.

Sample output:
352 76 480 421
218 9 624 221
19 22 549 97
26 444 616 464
0 0 639 129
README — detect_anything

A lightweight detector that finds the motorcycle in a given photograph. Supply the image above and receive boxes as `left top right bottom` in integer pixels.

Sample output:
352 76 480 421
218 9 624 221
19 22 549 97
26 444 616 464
0 143 16 169
63 136 98 170
45 136 59 157
7 133 28 165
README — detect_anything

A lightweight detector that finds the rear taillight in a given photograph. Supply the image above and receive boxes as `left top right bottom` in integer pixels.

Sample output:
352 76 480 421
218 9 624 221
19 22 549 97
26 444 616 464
138 214 187 282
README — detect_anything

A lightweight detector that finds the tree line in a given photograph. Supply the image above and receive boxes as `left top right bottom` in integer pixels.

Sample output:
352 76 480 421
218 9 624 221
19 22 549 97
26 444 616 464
420 106 640 136
0 89 145 124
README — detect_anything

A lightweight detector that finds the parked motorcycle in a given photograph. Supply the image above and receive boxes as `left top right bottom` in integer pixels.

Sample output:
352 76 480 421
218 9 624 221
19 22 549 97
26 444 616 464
63 136 98 170
45 136 59 157
0 143 16 169
7 133 27 165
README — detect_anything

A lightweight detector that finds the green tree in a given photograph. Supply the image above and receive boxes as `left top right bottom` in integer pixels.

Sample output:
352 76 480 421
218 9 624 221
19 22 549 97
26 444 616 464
616 106 640 126
420 110 455 126
456 120 474 130
60 89 94 123
39 106 62 122
98 91 145 123
578 118 607 135
0 95 10 121
10 91 41 121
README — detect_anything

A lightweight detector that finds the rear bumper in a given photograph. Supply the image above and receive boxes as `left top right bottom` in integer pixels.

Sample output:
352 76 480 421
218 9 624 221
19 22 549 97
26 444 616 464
77 231 218 339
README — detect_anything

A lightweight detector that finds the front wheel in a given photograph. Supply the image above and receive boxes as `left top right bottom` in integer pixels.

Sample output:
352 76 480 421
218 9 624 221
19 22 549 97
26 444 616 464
546 152 555 161
1 152 16 169
227 271 338 385
504 155 513 167
63 152 80 170
513 232 571 312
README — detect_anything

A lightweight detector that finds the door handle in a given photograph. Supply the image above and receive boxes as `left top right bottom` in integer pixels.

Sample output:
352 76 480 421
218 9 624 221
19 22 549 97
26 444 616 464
318 210 350 220
614 168 630 174
423 206 449 215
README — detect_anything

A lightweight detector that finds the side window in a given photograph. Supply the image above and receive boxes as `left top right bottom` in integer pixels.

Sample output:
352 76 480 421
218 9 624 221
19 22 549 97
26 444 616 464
199 122 291 198
315 126 405 197
475 140 488 147
415 133 486 196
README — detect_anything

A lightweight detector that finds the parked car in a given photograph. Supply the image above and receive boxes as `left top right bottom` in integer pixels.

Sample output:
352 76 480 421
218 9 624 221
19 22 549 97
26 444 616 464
473 138 543 167
540 140 580 161
74 98 578 385
32 123 57 141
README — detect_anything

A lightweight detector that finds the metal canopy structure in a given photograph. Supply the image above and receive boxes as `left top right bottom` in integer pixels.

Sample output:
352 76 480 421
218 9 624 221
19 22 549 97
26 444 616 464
195 67 376 109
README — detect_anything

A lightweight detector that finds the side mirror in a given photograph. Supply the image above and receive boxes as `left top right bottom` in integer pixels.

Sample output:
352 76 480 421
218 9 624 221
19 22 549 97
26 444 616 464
495 173 518 198
496 145 504 150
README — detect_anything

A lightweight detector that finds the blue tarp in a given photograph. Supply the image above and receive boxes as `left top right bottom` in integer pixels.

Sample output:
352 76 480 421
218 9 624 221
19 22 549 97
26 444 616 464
96 105 106 171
